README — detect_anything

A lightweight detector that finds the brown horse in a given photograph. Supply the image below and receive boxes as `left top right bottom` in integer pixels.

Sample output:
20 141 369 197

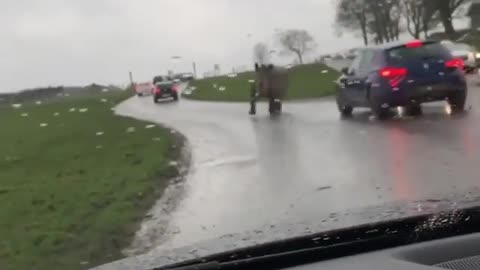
249 63 289 115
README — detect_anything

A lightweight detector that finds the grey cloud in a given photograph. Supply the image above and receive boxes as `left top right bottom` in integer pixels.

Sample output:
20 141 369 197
1 0 359 92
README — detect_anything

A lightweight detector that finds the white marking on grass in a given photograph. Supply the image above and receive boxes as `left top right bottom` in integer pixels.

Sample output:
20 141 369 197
126 127 136 133
12 104 22 109
21 113 29 117
79 108 88 113
53 112 60 116
69 108 76 112
100 99 108 103
145 124 156 129
40 123 48 127
35 100 43 105
96 131 104 136
321 70 329 74
219 86 226 91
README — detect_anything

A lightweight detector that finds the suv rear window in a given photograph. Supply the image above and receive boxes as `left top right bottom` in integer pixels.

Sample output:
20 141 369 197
386 43 452 64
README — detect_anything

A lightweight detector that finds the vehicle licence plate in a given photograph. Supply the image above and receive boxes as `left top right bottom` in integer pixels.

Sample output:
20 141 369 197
419 84 444 92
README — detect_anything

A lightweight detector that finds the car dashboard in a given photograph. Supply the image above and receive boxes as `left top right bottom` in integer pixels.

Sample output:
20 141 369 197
290 233 480 270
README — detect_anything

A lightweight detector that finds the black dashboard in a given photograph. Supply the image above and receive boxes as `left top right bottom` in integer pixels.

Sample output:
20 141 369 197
290 233 480 270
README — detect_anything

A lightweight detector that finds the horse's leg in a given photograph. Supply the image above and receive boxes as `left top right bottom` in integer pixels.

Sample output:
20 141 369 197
249 84 257 115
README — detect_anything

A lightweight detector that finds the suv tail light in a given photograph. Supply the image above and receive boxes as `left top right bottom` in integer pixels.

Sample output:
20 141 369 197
379 67 408 88
405 40 423 48
445 58 464 70
153 87 161 94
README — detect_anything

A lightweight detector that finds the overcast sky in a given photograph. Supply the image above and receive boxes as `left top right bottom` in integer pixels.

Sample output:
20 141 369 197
1 0 365 92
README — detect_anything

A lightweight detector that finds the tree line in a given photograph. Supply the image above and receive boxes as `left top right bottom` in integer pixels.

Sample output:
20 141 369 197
335 0 469 45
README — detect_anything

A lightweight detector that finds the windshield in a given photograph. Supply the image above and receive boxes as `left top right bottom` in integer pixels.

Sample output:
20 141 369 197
2 1 480 270
387 43 452 63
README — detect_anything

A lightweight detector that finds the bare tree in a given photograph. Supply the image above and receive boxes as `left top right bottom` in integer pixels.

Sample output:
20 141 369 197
434 0 469 39
402 0 439 38
253 42 270 65
335 0 404 45
335 0 370 46
366 0 403 44
276 29 316 64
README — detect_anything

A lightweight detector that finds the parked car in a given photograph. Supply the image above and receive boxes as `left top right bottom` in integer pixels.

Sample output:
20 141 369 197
133 82 154 96
153 75 172 84
153 81 179 103
336 40 467 119
441 41 478 73
345 48 359 60
333 53 344 60
180 73 194 81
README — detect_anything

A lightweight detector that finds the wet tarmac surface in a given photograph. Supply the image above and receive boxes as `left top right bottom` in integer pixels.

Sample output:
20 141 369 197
114 77 480 259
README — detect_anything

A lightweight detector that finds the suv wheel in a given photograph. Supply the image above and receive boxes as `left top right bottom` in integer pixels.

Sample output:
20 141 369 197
338 104 353 117
448 91 466 114
405 104 422 116
336 93 353 117
369 96 390 120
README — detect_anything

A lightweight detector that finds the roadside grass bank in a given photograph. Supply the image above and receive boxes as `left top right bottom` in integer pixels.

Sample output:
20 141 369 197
183 63 340 102
0 90 183 270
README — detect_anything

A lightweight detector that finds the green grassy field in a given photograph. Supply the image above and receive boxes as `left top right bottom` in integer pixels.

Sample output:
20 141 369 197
184 63 340 102
0 91 181 270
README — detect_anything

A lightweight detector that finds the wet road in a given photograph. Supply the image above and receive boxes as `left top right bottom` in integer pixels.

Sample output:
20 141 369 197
115 77 480 256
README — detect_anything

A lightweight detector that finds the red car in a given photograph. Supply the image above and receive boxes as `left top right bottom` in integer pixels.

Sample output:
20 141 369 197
153 81 179 103
134 82 155 96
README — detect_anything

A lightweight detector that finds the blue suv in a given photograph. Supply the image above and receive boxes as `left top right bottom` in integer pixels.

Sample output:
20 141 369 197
336 40 467 119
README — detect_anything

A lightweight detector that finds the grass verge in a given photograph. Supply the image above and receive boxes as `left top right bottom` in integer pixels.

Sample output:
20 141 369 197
184 63 340 102
0 90 182 270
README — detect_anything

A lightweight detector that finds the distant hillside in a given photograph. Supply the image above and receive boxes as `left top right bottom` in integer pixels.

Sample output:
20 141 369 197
0 84 124 105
